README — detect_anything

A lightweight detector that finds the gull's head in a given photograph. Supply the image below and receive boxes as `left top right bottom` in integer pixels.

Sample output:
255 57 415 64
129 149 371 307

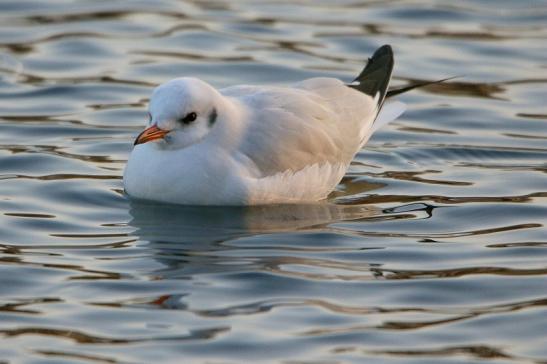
134 77 220 149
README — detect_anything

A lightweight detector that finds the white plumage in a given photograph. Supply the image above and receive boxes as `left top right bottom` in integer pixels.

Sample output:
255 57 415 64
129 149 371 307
124 45 405 205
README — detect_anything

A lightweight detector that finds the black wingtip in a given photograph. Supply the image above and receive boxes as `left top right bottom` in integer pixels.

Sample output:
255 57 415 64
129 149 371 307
386 76 461 98
348 44 394 110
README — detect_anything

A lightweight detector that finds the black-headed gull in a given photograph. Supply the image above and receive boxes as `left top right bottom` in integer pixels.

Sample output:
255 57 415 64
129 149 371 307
124 45 405 205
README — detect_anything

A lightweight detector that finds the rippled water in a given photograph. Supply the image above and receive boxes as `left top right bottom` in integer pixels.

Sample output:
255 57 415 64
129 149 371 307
1 1 546 363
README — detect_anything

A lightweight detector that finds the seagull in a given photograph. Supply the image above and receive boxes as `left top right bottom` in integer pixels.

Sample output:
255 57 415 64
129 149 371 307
124 44 406 205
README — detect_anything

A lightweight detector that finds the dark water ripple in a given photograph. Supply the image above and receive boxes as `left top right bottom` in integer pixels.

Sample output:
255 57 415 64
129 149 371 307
1 1 546 363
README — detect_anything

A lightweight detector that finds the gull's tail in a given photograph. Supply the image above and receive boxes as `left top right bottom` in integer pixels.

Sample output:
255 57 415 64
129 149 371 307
347 44 394 116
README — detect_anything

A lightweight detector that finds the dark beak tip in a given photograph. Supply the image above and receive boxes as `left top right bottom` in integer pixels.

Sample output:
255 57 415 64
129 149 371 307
133 130 146 146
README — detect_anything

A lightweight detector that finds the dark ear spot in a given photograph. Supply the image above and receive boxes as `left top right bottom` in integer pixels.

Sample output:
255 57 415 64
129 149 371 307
208 108 217 127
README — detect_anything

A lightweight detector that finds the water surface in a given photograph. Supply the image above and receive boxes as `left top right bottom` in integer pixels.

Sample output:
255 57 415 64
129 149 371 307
1 1 546 363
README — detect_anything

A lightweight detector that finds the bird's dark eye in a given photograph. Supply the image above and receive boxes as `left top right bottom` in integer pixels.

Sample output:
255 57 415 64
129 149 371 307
179 112 197 124
147 112 152 124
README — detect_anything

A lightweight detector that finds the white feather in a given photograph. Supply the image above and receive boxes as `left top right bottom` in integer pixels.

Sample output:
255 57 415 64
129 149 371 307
124 77 405 205
372 100 406 133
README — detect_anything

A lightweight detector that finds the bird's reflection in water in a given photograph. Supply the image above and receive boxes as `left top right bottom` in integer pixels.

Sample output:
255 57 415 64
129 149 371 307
128 200 381 245
127 200 383 280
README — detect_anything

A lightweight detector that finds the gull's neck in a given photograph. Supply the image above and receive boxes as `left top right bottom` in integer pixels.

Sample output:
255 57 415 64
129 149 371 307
207 94 249 150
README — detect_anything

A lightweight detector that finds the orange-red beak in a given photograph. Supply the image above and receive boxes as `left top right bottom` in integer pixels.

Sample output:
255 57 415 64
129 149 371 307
134 125 169 145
